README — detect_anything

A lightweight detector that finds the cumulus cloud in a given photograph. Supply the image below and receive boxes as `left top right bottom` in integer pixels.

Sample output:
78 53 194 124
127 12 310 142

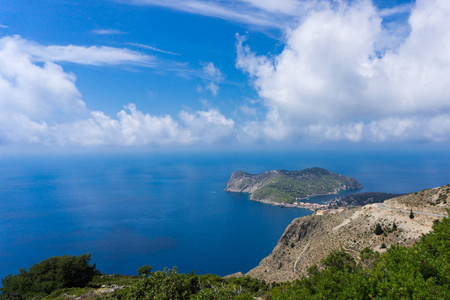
0 36 87 122
0 36 235 146
179 109 235 143
237 0 450 143
52 106 234 146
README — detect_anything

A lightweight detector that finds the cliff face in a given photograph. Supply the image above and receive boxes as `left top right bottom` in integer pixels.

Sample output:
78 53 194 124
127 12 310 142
225 168 362 203
246 185 449 283
224 170 279 193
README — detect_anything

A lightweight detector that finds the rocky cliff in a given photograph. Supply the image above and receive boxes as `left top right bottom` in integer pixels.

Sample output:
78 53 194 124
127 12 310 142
246 185 449 282
225 168 362 203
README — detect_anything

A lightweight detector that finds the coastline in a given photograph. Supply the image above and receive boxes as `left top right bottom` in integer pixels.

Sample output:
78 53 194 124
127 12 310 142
249 196 330 212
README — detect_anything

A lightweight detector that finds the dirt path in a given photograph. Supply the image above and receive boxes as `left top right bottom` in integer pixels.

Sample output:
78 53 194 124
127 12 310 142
293 241 310 275
372 203 447 218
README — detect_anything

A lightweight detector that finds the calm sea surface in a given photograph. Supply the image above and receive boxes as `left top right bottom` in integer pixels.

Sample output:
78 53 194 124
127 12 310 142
1 150 450 281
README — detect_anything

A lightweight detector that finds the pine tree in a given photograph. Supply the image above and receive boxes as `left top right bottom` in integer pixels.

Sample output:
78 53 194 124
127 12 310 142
374 223 383 235
409 209 414 219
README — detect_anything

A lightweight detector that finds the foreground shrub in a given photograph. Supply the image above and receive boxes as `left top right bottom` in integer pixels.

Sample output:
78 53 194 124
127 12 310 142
1 254 98 299
122 268 268 300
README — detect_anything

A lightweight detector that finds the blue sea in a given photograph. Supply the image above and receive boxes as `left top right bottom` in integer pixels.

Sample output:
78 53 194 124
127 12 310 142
1 150 450 281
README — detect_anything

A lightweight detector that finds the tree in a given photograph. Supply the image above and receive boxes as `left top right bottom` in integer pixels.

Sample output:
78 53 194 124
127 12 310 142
1 254 97 299
409 209 415 219
137 265 152 277
374 223 384 235
392 222 398 231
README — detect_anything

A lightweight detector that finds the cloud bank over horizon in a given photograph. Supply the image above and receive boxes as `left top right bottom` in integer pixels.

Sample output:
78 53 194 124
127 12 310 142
1 0 450 148
0 36 235 146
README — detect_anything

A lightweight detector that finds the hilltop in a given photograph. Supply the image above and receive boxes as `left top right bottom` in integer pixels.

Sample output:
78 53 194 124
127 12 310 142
225 167 362 204
246 184 449 282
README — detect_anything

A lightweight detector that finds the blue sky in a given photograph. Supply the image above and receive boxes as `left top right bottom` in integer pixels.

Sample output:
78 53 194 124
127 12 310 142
1 0 449 151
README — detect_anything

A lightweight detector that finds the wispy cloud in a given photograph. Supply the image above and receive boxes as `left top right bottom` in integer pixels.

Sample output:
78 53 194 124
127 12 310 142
115 0 415 33
0 24 8 29
91 29 128 35
126 42 180 56
115 0 287 28
7 35 154 66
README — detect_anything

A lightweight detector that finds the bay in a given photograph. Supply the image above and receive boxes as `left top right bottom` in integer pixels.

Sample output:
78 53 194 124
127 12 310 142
1 150 449 281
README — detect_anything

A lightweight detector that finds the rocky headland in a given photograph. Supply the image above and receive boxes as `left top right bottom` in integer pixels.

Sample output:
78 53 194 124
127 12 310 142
225 167 362 204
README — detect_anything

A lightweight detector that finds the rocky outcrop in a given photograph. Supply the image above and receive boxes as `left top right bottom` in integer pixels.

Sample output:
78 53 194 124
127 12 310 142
225 170 279 193
246 185 449 283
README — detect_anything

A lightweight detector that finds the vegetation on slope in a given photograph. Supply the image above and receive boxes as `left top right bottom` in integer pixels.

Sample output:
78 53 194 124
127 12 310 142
271 214 450 299
2 213 449 299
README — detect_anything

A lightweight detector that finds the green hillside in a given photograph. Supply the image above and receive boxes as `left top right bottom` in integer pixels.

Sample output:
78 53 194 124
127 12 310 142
226 167 362 204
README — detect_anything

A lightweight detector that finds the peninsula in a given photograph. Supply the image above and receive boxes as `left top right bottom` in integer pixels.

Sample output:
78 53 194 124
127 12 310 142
225 167 362 205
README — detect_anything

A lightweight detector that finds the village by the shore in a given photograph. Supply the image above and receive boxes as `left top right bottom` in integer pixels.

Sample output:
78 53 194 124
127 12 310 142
253 198 336 215
279 201 330 214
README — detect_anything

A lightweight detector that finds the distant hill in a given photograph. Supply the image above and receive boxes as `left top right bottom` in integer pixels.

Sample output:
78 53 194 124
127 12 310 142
225 167 362 204
328 192 405 207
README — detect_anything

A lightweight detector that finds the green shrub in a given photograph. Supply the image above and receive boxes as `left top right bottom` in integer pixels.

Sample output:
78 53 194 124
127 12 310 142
123 267 197 299
1 254 98 299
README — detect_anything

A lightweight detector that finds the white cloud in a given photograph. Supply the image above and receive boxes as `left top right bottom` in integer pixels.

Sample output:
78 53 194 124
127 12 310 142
0 35 235 146
50 105 235 146
197 62 223 96
237 0 450 143
126 42 180 56
54 104 183 146
7 35 154 66
0 24 8 29
241 0 300 15
116 0 288 28
179 109 235 143
202 62 222 81
0 36 87 122
91 29 128 35
205 82 219 97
